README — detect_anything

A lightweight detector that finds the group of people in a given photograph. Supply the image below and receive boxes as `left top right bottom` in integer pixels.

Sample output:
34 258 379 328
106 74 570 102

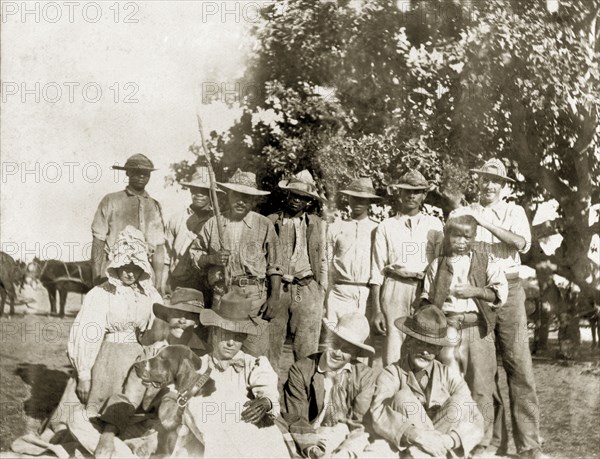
13 153 544 459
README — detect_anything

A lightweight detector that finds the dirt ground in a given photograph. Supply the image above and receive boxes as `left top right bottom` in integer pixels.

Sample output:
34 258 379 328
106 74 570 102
1 286 599 458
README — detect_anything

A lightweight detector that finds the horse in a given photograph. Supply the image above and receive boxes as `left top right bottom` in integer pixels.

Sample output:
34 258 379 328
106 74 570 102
0 251 27 316
27 258 93 317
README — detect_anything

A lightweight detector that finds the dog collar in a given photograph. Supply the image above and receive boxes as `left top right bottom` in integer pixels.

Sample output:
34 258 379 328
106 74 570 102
176 367 213 408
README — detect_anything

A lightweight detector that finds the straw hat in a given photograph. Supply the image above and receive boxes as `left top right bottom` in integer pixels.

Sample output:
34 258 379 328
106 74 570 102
388 169 431 192
217 169 270 196
469 159 515 183
181 167 223 192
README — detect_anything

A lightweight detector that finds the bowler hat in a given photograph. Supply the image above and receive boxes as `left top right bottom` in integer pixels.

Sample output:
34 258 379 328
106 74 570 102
395 305 455 347
279 170 323 201
199 291 264 336
469 159 515 183
217 169 270 196
112 154 157 171
153 288 205 321
340 177 381 200
388 169 431 192
322 313 375 356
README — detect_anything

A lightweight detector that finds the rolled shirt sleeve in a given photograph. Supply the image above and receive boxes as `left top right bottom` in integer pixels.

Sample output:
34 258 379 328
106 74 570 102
420 258 439 303
509 205 532 254
91 196 110 242
485 255 509 306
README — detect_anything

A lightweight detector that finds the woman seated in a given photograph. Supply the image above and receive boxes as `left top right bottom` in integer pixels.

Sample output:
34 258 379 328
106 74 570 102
171 290 291 458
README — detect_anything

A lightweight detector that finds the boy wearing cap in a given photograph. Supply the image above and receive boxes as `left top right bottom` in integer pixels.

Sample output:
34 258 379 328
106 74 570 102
450 159 541 459
371 306 484 458
92 153 165 290
164 167 220 299
420 215 508 456
172 291 290 458
283 313 376 458
326 177 381 322
69 287 206 458
370 170 444 366
268 170 328 368
189 169 283 359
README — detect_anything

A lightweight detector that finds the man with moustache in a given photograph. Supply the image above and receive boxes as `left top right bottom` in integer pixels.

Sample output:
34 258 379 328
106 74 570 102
91 154 165 290
268 170 328 370
189 169 283 359
450 159 541 459
370 170 444 366
326 177 381 323
370 305 484 458
164 168 222 302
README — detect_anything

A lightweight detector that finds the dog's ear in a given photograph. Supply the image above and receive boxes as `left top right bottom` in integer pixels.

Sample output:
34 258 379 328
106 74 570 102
174 356 199 391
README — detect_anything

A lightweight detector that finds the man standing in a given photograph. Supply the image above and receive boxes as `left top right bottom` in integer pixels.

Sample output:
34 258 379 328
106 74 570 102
370 170 444 366
268 170 328 369
326 177 381 322
451 159 541 459
91 153 165 290
189 169 282 358
164 168 221 301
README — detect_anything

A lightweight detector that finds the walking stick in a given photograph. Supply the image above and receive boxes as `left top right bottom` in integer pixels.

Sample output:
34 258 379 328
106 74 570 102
196 114 230 291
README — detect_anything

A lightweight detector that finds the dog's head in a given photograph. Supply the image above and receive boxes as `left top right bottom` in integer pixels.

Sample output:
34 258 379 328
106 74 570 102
134 344 203 391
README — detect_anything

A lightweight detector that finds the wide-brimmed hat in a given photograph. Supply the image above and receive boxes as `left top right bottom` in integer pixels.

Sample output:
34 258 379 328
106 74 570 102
199 291 263 336
180 166 224 193
340 177 381 200
217 169 270 196
279 170 322 201
153 287 205 321
469 159 515 183
388 169 431 192
112 154 157 172
395 305 455 347
322 313 375 356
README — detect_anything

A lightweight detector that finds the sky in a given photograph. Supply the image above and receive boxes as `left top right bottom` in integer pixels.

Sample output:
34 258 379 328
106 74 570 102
1 1 254 261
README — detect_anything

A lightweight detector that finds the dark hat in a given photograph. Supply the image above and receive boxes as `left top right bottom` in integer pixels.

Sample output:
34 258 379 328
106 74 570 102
322 313 375 356
112 154 157 171
279 170 323 201
339 177 381 200
217 169 270 196
199 291 264 336
395 305 455 347
181 166 224 192
469 159 515 183
153 288 205 321
388 169 431 192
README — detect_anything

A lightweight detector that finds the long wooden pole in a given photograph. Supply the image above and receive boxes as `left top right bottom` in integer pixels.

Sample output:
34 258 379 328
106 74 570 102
196 114 230 289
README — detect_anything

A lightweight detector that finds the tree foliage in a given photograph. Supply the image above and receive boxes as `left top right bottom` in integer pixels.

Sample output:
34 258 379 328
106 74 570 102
172 0 599 294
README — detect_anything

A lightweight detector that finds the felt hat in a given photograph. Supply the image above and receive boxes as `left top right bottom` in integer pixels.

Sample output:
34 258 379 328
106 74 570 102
112 154 157 171
469 159 515 183
199 291 264 336
388 169 431 192
153 287 205 321
217 169 270 196
279 170 322 201
322 313 375 356
395 305 455 347
340 177 381 200
181 167 223 192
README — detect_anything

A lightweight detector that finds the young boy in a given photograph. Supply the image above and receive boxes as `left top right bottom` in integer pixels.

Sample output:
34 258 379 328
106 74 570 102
420 215 508 456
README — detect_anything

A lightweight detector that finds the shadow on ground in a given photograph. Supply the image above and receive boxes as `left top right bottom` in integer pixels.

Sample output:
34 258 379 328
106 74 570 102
15 364 69 422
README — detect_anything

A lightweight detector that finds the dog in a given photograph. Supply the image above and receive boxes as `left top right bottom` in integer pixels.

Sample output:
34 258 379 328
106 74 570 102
133 345 215 452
